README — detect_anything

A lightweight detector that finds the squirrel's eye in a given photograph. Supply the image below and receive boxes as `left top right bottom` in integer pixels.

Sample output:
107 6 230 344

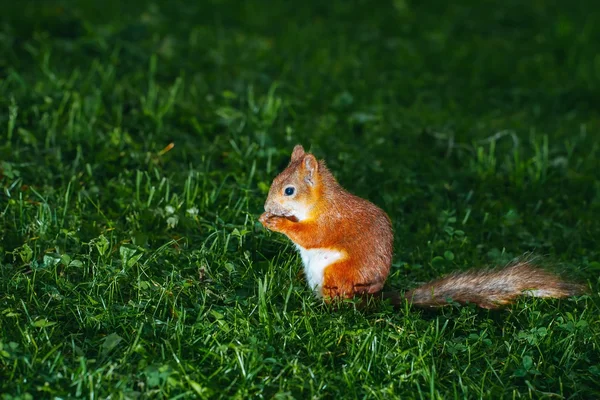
284 186 295 196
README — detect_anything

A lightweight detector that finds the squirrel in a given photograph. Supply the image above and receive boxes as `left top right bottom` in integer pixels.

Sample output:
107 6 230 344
258 145 586 309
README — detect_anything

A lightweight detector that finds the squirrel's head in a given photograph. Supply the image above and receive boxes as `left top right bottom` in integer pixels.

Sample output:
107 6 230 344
263 145 320 222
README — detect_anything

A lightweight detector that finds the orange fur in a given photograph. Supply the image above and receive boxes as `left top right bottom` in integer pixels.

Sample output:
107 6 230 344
260 145 393 299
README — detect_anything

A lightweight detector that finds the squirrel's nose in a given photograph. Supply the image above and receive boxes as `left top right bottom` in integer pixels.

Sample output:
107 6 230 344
263 200 272 213
264 201 283 215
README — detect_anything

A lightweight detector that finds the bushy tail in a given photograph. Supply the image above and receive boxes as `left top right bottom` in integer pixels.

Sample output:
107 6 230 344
404 261 586 309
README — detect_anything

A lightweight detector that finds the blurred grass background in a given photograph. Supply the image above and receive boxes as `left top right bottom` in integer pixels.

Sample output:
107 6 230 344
1 0 599 398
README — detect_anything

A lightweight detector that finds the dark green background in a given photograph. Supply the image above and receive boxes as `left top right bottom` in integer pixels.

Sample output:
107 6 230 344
1 1 599 398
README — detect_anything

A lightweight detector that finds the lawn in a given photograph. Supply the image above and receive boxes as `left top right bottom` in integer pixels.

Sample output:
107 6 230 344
1 0 599 398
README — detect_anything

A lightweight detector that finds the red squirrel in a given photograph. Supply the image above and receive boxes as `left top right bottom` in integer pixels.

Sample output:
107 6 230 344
259 145 585 309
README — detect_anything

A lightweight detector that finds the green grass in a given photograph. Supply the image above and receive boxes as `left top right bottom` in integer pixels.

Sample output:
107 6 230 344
1 0 600 398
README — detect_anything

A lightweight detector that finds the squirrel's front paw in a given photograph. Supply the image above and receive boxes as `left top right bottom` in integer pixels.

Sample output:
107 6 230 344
259 212 273 227
259 212 286 231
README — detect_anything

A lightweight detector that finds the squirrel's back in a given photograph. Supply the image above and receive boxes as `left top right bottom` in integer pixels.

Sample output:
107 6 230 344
405 260 585 309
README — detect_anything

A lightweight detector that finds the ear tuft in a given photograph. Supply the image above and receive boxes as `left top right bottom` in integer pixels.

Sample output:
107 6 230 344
290 145 305 162
303 154 318 186
303 154 317 171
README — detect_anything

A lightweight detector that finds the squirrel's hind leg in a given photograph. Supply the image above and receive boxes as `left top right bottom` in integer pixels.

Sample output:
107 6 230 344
321 260 384 300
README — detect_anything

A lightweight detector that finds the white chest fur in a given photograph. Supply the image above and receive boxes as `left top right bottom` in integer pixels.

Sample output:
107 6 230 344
295 245 344 295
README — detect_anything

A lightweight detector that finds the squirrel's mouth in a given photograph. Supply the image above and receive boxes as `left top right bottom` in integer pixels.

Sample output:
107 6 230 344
264 203 299 222
273 211 300 223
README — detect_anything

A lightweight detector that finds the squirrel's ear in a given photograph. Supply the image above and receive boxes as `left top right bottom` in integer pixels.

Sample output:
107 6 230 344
291 145 305 162
303 154 318 186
